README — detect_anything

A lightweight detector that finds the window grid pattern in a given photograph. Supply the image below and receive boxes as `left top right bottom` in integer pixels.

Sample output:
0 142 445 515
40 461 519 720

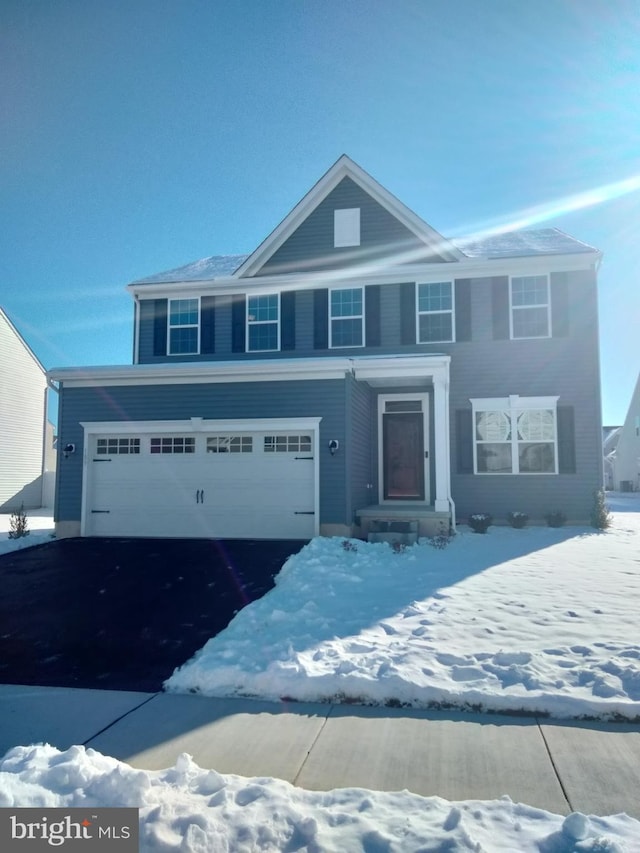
207 436 253 453
150 436 196 454
511 276 550 339
330 288 363 348
264 435 312 453
475 407 556 474
96 438 141 455
417 282 454 343
247 294 279 351
169 298 199 354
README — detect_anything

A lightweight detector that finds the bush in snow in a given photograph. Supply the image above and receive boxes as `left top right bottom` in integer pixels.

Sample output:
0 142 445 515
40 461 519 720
590 488 612 530
342 540 358 552
544 510 567 528
429 520 453 549
507 511 529 529
8 504 29 539
468 513 492 534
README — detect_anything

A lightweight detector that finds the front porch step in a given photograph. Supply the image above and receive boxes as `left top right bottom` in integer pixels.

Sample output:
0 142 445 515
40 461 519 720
357 504 451 540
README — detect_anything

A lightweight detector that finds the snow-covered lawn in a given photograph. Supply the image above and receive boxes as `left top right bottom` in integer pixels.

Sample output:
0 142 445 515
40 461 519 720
0 509 54 555
167 494 640 721
0 744 637 852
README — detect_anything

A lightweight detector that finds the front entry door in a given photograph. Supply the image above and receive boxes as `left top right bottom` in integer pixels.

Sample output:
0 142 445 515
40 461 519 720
383 411 425 500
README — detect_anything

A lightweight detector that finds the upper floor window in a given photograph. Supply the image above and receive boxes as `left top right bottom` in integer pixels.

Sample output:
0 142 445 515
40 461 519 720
510 275 550 339
247 294 279 351
330 287 363 348
471 395 558 474
417 282 454 343
334 208 360 247
169 298 199 355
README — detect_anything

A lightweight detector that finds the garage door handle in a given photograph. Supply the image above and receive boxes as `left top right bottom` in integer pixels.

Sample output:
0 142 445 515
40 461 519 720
196 489 204 504
91 509 111 514
294 511 315 515
294 456 314 460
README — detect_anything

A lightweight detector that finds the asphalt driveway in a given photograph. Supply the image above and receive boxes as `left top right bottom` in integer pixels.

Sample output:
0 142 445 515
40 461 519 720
0 537 303 692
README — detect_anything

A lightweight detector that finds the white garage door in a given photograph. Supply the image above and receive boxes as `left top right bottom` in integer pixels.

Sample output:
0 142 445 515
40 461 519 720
83 427 317 539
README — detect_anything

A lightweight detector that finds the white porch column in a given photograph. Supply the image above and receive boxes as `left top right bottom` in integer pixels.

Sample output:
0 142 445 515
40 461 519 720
432 371 451 512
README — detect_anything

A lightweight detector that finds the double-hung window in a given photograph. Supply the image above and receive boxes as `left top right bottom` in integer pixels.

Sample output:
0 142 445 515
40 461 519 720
417 282 454 343
510 275 550 339
247 294 279 351
471 396 559 474
168 298 199 355
329 287 363 348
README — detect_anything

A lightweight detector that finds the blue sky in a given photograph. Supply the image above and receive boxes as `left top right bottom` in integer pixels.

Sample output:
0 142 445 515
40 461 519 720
1 0 639 425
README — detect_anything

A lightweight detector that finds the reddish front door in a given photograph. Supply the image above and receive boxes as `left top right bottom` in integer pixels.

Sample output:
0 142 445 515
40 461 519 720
383 412 425 500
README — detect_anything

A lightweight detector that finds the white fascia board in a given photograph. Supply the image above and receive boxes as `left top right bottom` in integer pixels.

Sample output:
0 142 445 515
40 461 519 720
49 354 451 389
126 250 599 301
81 416 322 435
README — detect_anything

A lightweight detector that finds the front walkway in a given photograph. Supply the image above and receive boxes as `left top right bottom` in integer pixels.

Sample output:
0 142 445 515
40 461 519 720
2 685 639 818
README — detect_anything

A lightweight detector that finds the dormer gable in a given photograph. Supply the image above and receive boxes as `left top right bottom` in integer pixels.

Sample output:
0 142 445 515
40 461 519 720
233 155 463 278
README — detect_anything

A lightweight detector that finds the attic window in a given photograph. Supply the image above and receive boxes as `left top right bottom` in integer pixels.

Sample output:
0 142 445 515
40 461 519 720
334 208 360 248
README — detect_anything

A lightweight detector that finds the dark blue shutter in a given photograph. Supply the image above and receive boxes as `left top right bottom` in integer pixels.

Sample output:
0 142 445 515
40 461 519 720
281 291 296 351
314 289 329 350
454 279 472 342
200 296 216 355
400 282 416 345
232 295 246 353
557 406 576 473
492 276 510 339
551 272 569 337
153 299 168 356
365 285 381 347
456 409 474 474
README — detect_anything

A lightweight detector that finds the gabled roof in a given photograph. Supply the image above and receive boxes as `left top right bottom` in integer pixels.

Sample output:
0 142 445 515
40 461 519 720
233 154 464 277
0 306 46 375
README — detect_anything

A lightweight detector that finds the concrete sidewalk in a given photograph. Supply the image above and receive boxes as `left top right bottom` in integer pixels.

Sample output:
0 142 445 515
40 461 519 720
1 685 639 818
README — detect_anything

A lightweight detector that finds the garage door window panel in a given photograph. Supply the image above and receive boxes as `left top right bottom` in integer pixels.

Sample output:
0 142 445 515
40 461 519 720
207 436 253 453
150 436 196 454
96 438 141 455
264 435 312 453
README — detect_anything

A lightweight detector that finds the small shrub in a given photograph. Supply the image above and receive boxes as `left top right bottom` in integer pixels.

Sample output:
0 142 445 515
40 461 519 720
342 539 358 552
590 488 612 530
507 511 529 529
391 541 406 553
545 510 567 528
8 504 30 539
468 513 492 534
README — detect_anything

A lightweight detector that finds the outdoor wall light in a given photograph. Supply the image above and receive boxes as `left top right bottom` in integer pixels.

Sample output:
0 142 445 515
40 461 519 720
328 439 339 456
63 443 75 459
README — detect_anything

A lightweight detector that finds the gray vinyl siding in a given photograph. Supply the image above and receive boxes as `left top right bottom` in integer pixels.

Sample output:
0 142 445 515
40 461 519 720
256 177 447 277
450 268 602 523
346 375 374 523
56 379 349 527
0 312 47 510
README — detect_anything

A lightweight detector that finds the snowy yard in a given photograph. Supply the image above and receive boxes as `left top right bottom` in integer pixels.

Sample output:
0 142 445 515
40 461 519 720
167 493 640 721
2 498 640 850
0 509 55 555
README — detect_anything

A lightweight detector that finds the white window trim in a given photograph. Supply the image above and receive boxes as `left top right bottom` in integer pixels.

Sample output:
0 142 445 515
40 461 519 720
328 286 365 349
470 395 559 475
246 292 281 353
334 208 361 248
416 281 456 344
167 296 201 356
509 275 551 340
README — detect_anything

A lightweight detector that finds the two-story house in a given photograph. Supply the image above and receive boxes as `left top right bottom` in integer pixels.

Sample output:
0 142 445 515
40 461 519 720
49 156 603 540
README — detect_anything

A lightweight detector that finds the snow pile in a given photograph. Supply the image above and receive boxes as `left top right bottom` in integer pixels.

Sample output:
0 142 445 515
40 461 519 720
0 510 54 556
167 499 640 719
0 744 636 852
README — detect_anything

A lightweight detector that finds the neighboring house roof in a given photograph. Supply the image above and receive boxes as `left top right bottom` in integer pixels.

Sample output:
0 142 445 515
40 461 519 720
133 254 249 285
0 306 47 376
603 426 622 455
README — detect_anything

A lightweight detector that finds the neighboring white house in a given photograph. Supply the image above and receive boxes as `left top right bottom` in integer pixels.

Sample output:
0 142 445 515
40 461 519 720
610 373 640 492
0 307 55 510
